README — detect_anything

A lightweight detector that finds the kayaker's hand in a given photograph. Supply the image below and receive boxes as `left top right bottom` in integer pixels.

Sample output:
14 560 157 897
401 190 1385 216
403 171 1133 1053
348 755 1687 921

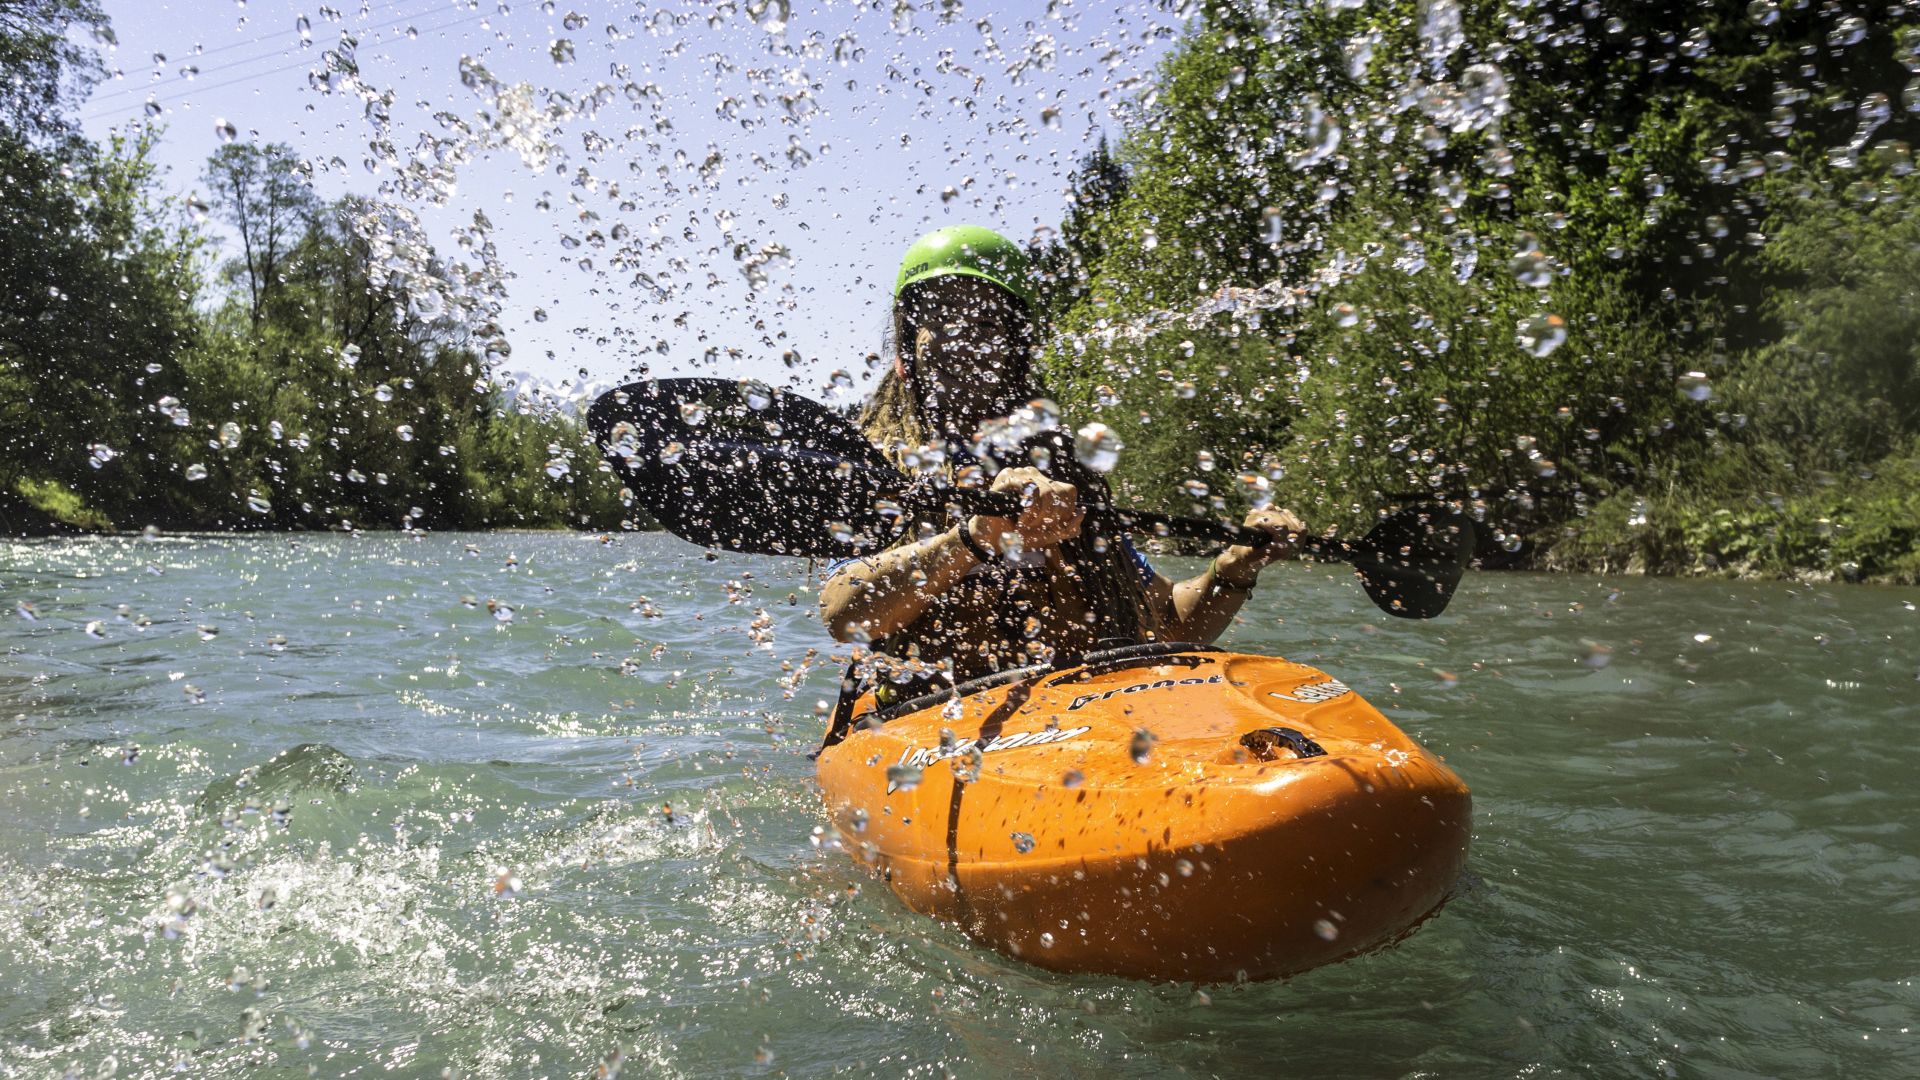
1215 506 1307 583
970 467 1084 554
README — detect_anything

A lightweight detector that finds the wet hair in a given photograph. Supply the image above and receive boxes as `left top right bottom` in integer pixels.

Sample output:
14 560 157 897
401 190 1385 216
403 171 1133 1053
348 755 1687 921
859 279 1160 658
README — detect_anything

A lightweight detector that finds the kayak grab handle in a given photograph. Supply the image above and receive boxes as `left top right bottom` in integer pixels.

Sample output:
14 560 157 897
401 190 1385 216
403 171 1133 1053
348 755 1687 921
1241 727 1327 761
1044 650 1216 687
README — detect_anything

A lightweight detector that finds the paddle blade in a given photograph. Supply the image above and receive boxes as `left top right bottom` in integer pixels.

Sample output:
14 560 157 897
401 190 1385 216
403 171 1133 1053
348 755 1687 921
586 379 914 558
1349 506 1476 619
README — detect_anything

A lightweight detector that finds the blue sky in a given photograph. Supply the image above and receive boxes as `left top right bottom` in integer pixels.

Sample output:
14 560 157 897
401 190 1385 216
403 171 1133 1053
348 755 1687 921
80 0 1180 399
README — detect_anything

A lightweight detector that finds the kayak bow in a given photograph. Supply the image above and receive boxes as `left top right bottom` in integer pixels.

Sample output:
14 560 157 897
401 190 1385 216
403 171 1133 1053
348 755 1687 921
816 643 1471 982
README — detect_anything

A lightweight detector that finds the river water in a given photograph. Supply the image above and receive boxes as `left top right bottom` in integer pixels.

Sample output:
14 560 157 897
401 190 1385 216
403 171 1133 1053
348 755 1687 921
1 532 1915 1078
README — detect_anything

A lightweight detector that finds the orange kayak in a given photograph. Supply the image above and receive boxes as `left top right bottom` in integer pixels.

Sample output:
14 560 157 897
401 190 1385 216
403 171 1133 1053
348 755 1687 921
815 644 1471 982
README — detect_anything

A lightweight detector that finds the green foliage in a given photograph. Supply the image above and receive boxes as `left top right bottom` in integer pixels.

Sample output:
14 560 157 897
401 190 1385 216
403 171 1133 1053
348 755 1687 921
8 475 110 531
0 124 202 530
0 19 619 536
1553 437 1920 582
0 0 110 142
1034 0 1920 577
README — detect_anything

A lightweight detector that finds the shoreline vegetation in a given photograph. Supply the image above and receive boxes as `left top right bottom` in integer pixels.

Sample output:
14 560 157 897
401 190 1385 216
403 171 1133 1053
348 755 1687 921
4 2 1917 584
1022 3 1920 587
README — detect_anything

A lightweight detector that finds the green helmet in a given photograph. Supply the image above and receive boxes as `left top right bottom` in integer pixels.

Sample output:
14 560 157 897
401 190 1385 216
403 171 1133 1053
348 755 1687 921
893 224 1036 311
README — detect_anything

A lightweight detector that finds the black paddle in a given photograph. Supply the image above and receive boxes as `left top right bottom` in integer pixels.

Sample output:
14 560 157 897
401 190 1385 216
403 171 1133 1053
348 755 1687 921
586 378 1474 618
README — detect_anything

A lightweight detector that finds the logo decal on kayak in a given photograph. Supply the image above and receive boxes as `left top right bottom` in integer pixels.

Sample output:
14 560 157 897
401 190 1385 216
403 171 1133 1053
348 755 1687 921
1268 678 1352 704
1065 674 1224 712
889 726 1092 791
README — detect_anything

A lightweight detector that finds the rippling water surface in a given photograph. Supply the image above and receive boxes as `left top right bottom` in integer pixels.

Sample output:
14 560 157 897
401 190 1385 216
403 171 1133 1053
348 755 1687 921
2 532 1915 1078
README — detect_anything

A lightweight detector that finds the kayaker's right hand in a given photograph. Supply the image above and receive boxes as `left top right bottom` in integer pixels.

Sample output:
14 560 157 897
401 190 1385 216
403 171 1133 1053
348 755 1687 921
969 467 1083 554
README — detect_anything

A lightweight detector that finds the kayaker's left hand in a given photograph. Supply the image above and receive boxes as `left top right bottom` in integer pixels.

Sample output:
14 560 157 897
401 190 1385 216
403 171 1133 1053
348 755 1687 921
1214 507 1306 584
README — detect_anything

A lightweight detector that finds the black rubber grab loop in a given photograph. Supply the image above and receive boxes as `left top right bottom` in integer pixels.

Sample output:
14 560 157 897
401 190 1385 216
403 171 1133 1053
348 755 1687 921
1241 727 1327 761
855 642 1223 731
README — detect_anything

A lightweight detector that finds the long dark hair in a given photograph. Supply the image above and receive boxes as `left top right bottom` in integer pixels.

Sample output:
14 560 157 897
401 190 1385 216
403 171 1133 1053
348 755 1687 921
858 281 1158 650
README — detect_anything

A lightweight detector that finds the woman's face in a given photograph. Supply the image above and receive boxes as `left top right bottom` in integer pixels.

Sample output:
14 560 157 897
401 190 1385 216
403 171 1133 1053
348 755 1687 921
905 276 1031 429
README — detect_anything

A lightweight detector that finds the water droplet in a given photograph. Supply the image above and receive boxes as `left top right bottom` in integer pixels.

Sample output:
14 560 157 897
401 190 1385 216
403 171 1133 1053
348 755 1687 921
1011 832 1036 854
1129 728 1156 764
885 763 922 791
1313 918 1339 941
246 492 272 514
1288 95 1343 170
1515 313 1567 357
1509 233 1554 288
1828 15 1866 49
1073 422 1123 473
1260 206 1285 245
214 118 237 143
493 867 521 897
163 890 197 937
1677 371 1714 402
739 379 774 410
747 0 790 33
184 463 208 481
395 424 414 442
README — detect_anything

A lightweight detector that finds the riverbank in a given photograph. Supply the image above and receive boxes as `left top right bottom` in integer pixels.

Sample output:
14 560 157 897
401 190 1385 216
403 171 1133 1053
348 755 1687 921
1541 447 1920 586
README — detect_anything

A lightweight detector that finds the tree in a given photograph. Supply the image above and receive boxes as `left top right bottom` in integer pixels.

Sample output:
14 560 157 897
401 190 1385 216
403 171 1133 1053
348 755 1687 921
0 0 109 143
202 142 321 331
1030 138 1129 325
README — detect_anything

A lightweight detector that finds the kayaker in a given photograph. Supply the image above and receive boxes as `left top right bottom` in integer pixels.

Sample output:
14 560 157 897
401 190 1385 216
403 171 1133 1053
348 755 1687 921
820 225 1306 695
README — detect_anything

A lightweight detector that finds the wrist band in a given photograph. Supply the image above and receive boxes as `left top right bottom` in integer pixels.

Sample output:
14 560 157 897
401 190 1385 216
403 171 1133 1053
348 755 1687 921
956 518 999 564
1209 555 1258 594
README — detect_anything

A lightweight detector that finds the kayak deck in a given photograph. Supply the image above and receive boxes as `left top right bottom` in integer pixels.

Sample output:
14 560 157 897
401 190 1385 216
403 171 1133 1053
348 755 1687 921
814 647 1472 982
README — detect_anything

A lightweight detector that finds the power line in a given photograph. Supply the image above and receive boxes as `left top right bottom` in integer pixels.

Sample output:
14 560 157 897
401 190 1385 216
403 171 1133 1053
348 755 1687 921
142 0 426 64
86 9 493 123
86 0 463 107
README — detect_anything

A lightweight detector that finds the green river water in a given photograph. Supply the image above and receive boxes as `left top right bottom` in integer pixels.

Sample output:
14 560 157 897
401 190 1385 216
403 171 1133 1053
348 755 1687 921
1 532 1915 1078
